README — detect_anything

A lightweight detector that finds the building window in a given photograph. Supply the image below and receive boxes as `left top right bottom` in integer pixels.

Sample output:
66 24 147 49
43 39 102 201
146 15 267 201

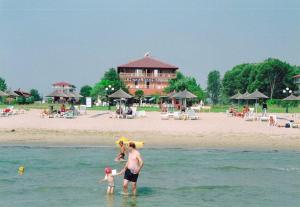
146 81 150 89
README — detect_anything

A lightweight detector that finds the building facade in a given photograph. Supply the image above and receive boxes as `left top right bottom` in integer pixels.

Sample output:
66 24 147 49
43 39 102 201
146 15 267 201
294 74 300 95
117 55 178 96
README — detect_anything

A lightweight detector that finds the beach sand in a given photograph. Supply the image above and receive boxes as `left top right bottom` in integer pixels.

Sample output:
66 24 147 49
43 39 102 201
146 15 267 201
0 109 299 149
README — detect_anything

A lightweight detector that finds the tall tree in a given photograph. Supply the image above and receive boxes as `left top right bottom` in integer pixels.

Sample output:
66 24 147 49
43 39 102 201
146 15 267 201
30 89 41 101
165 72 205 101
207 70 221 104
0 77 7 91
80 85 92 97
91 68 128 99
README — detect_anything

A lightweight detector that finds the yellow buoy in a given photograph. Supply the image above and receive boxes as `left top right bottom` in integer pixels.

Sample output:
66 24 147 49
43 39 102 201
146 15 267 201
18 165 25 175
115 136 144 148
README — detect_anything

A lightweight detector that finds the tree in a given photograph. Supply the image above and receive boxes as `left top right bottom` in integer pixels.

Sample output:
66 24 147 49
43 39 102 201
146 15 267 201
165 72 205 101
0 77 7 91
91 68 128 99
135 90 144 106
30 89 41 101
222 58 300 100
207 70 221 104
80 85 92 97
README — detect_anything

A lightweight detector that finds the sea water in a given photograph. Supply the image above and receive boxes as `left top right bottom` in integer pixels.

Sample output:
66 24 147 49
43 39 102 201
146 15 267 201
0 146 300 207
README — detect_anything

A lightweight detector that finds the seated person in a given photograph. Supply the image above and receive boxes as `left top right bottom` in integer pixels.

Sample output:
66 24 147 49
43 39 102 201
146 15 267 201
59 104 66 114
126 107 133 115
40 109 49 118
116 107 123 115
277 120 294 128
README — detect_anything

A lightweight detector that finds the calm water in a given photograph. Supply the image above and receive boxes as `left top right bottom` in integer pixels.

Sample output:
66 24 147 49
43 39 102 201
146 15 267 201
0 146 300 207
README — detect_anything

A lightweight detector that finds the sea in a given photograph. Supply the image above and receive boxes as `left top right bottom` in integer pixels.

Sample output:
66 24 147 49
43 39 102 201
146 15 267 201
0 146 300 207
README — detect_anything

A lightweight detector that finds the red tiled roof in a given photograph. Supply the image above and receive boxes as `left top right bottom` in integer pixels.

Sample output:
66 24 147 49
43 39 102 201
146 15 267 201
118 56 178 69
52 82 74 87
294 74 300 78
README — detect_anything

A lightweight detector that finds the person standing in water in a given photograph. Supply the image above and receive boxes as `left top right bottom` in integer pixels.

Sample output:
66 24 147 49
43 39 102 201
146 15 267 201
115 141 126 162
120 142 144 195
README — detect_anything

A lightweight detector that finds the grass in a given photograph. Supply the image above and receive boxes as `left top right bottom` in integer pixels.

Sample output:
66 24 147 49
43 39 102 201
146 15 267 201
0 103 299 113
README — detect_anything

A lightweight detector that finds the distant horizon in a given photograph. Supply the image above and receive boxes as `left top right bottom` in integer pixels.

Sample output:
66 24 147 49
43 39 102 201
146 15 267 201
1 0 299 95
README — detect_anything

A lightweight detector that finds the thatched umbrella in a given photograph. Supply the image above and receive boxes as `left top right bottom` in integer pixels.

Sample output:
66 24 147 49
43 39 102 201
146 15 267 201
109 89 132 99
46 90 68 98
282 94 300 113
172 89 197 108
5 89 18 97
244 90 269 113
0 90 8 97
71 91 83 98
230 91 242 110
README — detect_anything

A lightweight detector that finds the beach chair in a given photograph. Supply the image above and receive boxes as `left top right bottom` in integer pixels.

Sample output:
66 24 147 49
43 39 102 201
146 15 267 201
64 110 75 119
173 111 181 120
187 109 199 120
126 107 137 119
160 112 169 120
79 105 87 115
244 108 255 121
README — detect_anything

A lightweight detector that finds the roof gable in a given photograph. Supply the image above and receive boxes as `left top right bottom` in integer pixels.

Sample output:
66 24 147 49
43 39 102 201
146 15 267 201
118 56 178 69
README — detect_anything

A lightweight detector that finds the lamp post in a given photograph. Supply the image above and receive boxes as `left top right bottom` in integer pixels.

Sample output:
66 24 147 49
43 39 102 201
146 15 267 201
105 85 114 110
283 87 292 113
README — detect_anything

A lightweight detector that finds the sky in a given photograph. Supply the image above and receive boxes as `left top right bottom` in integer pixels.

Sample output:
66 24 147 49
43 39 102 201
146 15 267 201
0 0 300 95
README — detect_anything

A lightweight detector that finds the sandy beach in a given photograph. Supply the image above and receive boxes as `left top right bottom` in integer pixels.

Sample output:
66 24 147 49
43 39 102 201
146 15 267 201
0 109 299 149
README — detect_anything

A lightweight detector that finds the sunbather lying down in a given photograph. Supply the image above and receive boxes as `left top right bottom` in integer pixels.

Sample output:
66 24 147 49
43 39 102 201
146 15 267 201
276 120 300 128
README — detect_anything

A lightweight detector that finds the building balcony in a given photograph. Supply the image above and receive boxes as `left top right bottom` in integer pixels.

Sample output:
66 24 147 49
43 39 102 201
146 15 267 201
119 72 176 79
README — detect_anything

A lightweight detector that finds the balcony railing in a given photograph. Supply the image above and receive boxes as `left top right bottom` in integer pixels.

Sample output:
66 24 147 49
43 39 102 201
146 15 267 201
119 73 176 79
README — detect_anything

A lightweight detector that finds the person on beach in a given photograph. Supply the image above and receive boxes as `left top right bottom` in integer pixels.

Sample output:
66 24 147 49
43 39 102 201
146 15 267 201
115 141 126 162
99 167 121 194
262 101 267 116
120 142 144 195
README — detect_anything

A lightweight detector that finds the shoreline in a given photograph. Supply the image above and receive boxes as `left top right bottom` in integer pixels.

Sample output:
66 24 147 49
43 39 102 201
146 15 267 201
1 128 300 150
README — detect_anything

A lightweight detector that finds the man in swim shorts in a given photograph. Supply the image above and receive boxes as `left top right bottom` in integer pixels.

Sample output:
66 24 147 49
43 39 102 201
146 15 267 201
120 142 143 195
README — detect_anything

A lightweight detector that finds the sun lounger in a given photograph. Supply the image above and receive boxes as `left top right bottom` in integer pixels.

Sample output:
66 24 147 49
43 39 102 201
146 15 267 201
201 106 211 112
126 107 137 119
187 109 199 120
160 113 169 120
64 111 75 119
173 111 181 120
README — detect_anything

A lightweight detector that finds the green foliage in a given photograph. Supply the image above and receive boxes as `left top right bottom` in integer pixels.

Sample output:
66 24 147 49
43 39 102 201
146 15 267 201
222 58 300 100
0 77 7 91
91 68 128 99
135 89 144 105
30 89 41 101
80 85 92 97
207 70 221 104
165 72 205 101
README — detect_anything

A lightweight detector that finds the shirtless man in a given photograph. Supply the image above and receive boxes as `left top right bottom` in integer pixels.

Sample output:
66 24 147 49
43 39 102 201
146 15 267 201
115 141 126 162
120 142 143 195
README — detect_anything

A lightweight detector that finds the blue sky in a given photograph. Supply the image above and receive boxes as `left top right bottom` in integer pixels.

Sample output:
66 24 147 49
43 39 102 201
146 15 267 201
0 0 299 95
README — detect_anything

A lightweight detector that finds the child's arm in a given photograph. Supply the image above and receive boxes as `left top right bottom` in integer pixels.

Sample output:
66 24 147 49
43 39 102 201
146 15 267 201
98 175 107 183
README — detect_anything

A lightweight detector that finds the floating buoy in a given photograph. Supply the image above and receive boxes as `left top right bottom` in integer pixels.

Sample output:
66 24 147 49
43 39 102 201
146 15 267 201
18 165 25 175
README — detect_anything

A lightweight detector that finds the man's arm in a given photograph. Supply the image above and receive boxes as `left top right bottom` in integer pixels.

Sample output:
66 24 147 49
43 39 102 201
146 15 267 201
135 154 144 174
119 160 129 174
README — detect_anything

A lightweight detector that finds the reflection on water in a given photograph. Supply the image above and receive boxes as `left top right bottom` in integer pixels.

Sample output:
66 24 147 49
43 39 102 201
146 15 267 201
121 195 137 207
105 194 115 207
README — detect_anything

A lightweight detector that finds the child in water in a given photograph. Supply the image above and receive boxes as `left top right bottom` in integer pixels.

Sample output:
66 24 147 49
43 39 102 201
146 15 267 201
99 167 121 194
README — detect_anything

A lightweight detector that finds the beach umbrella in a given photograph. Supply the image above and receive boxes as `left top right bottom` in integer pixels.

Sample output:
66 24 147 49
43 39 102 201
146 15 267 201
46 90 68 98
244 90 269 114
0 90 8 97
283 94 299 101
171 89 197 108
239 91 250 100
230 91 243 111
282 94 300 114
64 91 76 98
71 91 83 98
5 89 18 97
108 89 132 99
